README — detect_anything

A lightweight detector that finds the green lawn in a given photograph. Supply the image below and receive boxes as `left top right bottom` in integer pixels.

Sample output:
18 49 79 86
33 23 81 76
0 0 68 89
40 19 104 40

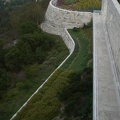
13 24 93 120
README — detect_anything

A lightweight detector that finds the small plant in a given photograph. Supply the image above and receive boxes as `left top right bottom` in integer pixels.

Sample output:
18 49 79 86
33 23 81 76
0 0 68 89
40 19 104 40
73 27 79 32
58 0 101 11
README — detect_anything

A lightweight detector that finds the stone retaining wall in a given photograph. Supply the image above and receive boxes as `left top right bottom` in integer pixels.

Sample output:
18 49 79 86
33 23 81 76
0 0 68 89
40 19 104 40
44 0 92 29
41 23 74 53
41 0 92 53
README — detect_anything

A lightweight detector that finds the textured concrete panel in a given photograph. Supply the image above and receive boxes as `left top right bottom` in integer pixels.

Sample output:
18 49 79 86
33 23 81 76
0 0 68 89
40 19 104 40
43 0 92 29
104 0 120 85
41 0 92 53
93 12 120 120
94 0 120 120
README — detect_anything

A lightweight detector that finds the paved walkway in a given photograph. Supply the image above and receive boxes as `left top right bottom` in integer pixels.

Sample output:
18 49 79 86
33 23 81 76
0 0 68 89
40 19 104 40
93 12 120 120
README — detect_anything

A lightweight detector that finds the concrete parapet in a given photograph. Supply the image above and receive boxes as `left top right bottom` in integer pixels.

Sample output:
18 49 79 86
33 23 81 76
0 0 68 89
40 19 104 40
93 11 120 120
44 0 92 29
102 0 120 97
41 0 92 53
41 22 74 53
93 0 120 120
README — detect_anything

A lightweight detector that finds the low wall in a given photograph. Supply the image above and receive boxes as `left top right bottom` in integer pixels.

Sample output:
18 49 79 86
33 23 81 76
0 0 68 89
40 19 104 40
102 0 120 85
43 0 92 29
41 0 92 53
41 23 74 53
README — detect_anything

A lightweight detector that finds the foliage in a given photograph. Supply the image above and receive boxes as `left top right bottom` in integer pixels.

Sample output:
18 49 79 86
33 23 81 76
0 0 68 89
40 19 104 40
0 0 93 119
0 1 69 120
0 31 68 120
0 0 45 41
24 63 40 78
5 47 21 70
64 0 79 5
3 21 57 71
75 0 101 11
0 39 5 68
13 24 93 120
19 21 39 35
40 0 51 10
60 0 101 11
0 0 4 10
60 68 93 119
9 0 33 6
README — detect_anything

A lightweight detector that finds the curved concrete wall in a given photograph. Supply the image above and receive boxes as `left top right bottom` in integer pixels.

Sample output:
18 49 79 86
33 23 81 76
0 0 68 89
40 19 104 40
45 0 92 29
102 0 120 85
41 0 92 53
41 23 74 53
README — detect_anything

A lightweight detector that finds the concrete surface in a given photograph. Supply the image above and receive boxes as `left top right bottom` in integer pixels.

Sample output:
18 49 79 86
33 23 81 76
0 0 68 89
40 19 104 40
43 0 92 29
93 12 120 120
104 0 120 85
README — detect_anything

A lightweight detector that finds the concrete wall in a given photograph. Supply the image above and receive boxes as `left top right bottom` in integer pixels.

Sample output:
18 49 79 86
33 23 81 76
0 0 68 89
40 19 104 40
41 0 92 53
102 0 120 84
41 21 74 53
42 0 92 29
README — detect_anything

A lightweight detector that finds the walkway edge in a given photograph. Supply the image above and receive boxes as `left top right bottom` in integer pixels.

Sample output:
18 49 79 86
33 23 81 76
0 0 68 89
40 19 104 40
93 11 98 120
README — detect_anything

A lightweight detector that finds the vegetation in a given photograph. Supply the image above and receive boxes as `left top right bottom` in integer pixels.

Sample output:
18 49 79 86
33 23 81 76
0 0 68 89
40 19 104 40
0 0 69 120
75 0 101 11
57 0 78 5
0 0 50 42
58 0 101 11
59 68 92 120
13 23 93 120
63 0 79 5
0 22 68 120
0 0 93 120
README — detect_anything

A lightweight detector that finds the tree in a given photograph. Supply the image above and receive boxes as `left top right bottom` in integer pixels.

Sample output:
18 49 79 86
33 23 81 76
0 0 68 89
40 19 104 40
0 39 5 68
35 47 45 63
5 47 21 70
19 21 38 35
17 42 35 65
0 0 4 10
19 2 44 25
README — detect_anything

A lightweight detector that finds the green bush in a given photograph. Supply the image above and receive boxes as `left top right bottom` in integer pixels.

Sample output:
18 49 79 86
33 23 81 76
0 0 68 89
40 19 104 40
24 64 40 78
64 0 79 5
19 21 39 35
61 0 101 11
13 24 93 120
59 68 92 119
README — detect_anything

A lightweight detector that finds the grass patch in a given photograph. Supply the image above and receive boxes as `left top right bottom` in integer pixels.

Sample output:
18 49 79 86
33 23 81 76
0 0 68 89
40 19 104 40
13 23 93 120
